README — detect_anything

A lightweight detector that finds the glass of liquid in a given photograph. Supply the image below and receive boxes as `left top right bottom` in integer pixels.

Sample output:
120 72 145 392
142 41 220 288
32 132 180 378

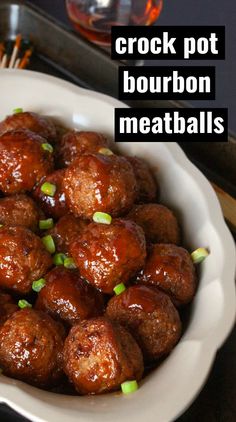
65 0 163 46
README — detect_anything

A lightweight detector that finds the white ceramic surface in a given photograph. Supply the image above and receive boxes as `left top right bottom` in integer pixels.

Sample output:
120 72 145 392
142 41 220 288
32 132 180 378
0 69 235 422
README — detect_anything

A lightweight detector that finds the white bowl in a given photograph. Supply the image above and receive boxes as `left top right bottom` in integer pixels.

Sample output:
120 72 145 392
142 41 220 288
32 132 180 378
0 69 235 422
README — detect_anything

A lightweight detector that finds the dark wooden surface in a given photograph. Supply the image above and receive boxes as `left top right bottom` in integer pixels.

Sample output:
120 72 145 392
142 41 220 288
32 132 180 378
0 1 235 421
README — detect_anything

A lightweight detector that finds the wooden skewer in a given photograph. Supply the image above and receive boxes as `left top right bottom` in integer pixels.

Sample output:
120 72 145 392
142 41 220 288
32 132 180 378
18 49 32 69
0 43 5 62
14 58 21 68
212 182 236 232
9 34 22 68
0 34 32 69
0 54 8 69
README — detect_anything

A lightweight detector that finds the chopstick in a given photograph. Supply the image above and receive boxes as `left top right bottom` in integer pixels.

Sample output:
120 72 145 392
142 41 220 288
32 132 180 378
0 34 32 69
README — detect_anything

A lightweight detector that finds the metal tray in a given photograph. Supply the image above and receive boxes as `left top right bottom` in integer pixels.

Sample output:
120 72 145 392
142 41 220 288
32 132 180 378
0 0 235 197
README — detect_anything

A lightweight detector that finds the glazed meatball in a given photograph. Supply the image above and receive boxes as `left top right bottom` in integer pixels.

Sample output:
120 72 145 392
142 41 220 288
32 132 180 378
137 244 197 306
57 130 111 167
0 129 54 194
0 292 18 326
126 157 159 203
106 285 181 362
0 308 65 387
0 111 57 143
128 204 180 244
47 214 89 254
70 219 146 294
63 153 137 219
36 267 104 326
63 317 143 394
0 194 43 232
33 169 68 219
0 226 52 294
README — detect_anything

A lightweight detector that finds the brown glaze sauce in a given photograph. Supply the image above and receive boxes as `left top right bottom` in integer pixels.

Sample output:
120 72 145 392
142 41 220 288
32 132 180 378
121 285 157 313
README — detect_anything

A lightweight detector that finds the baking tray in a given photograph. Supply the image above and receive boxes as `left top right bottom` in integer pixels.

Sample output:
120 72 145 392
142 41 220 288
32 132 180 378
0 3 235 421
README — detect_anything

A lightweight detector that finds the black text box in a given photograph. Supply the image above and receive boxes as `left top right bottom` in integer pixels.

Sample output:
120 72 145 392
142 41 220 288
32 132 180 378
111 26 225 60
115 108 228 142
119 66 216 100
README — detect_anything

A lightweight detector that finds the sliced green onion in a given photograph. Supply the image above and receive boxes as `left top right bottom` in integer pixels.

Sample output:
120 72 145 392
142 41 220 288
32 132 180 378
42 235 56 254
98 147 114 156
191 248 209 264
93 211 112 225
32 278 46 292
53 253 67 266
39 218 54 230
13 107 23 114
41 182 56 197
42 143 54 153
18 299 32 309
113 283 126 296
121 380 138 395
64 257 76 269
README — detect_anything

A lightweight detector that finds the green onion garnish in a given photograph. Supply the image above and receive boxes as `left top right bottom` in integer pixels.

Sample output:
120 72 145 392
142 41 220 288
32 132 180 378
53 253 67 266
42 143 54 153
121 380 139 395
191 248 209 264
18 299 32 309
42 235 56 254
39 218 54 230
41 182 56 197
64 257 76 269
98 147 114 156
32 278 46 292
13 108 23 114
93 211 112 225
113 283 126 296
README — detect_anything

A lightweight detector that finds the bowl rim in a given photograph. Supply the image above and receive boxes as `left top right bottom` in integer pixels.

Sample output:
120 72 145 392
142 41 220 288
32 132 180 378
0 69 235 422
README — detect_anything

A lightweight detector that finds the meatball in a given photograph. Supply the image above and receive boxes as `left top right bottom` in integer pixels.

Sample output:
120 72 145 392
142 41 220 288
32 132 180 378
32 169 68 219
36 267 104 326
128 204 180 244
63 153 137 219
0 292 18 326
137 244 197 306
126 157 159 203
106 285 181 362
0 194 43 232
0 111 57 143
0 226 52 294
70 219 146 294
47 214 89 254
0 129 54 194
57 130 111 167
63 317 143 394
0 308 65 387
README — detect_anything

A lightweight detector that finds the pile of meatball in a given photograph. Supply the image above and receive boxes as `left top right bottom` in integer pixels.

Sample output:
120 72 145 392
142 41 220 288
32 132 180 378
0 110 197 395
